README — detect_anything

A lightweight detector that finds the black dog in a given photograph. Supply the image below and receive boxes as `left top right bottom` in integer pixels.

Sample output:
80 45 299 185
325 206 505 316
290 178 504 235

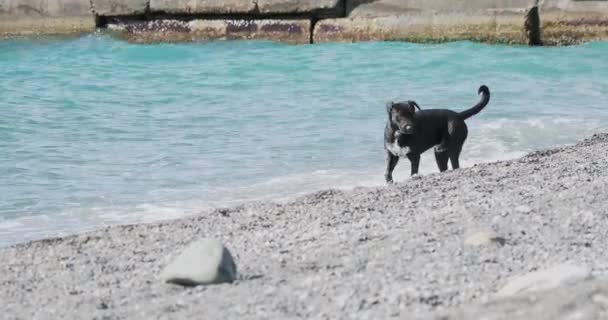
384 85 490 183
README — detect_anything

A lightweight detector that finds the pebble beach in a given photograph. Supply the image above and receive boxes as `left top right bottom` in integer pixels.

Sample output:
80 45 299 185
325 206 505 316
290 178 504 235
2 133 608 319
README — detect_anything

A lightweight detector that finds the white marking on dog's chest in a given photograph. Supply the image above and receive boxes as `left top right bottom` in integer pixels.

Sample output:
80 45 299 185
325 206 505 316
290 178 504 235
385 141 410 157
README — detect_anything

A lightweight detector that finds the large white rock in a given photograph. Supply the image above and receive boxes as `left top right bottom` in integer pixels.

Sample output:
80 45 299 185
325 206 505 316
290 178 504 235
161 238 237 286
464 231 506 246
496 263 592 297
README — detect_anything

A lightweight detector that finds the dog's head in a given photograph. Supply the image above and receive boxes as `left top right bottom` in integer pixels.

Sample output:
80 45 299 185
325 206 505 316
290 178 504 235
386 101 417 135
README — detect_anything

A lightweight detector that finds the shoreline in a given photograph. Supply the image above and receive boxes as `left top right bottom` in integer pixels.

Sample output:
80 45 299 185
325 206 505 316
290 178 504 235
3 31 608 47
0 145 527 249
3 133 608 319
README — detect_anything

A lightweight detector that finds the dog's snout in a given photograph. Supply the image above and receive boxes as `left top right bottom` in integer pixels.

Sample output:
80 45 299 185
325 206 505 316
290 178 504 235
404 125 413 133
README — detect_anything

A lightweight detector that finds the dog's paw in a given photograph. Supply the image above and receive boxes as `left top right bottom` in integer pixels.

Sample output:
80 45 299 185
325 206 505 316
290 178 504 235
384 173 394 185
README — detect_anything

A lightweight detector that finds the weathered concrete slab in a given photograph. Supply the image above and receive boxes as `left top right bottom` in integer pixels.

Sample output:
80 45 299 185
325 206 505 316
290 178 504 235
543 0 608 13
2 0 607 42
347 0 533 16
346 0 608 16
149 0 255 15
0 0 94 35
91 0 148 16
256 0 342 15
314 10 608 45
0 0 92 17
149 0 342 15
314 13 525 44
109 19 311 44
0 17 95 36
540 11 608 45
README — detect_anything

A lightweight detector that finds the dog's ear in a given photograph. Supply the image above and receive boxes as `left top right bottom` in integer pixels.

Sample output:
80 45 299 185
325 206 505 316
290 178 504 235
408 101 421 112
386 102 394 116
405 101 417 114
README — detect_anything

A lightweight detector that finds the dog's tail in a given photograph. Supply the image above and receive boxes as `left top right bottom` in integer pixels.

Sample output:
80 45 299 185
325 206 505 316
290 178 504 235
458 85 490 120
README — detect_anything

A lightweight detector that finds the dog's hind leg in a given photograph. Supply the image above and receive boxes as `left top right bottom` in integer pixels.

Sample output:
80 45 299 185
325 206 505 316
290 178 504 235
449 147 462 170
449 123 467 170
407 153 421 176
384 152 399 183
434 150 449 172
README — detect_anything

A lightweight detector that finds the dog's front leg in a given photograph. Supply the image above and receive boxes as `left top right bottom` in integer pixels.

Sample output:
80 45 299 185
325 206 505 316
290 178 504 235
407 153 421 176
384 151 399 184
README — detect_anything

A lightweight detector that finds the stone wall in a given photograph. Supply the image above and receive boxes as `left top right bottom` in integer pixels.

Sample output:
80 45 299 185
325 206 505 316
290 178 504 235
316 0 608 45
92 0 344 16
0 0 95 35
1 0 607 44
108 19 312 44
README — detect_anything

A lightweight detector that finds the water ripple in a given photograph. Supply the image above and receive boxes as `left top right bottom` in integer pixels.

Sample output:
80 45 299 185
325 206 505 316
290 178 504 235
0 36 607 246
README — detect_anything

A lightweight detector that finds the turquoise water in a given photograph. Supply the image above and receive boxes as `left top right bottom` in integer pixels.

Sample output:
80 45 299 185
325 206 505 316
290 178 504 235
1 35 607 246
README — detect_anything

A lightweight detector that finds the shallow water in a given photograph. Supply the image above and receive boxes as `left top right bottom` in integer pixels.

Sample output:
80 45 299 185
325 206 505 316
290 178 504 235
1 35 607 246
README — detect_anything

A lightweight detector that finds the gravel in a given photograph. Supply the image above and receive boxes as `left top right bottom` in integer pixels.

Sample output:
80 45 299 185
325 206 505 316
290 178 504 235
2 133 608 320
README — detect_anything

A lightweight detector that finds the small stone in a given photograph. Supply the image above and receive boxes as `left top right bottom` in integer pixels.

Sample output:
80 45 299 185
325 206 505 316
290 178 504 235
464 231 506 246
496 264 591 297
515 205 532 214
491 216 502 227
161 238 237 286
